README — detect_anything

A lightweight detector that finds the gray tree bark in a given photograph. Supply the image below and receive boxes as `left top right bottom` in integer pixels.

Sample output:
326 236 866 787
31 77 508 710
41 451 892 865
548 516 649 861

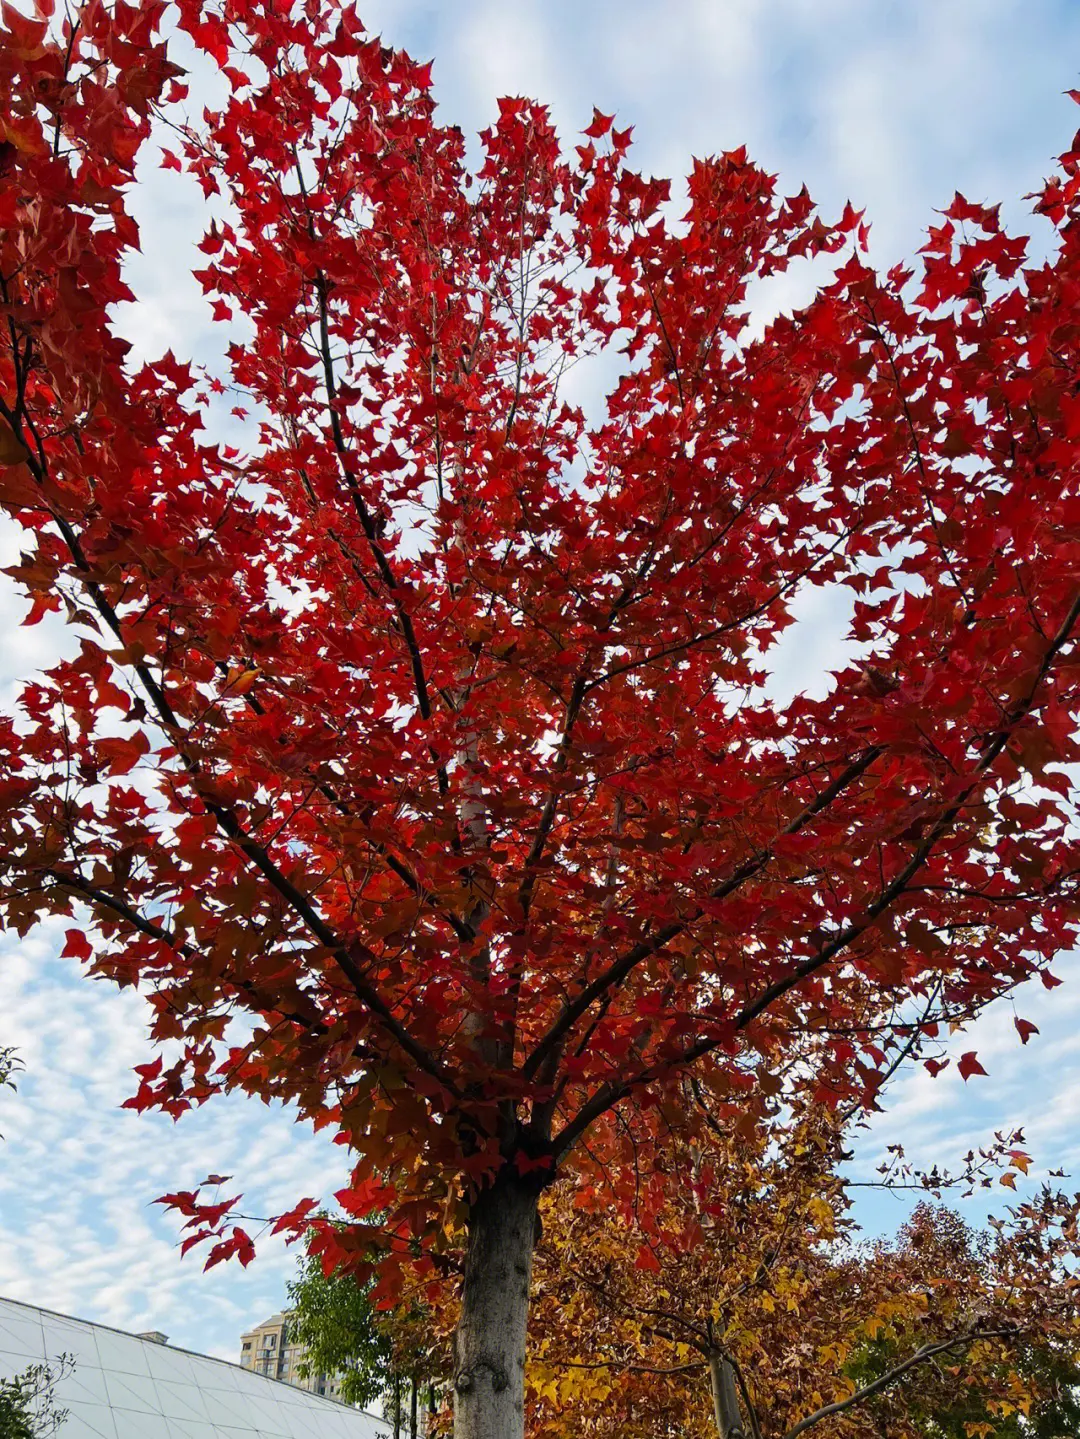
453 1172 539 1439
709 1353 746 1439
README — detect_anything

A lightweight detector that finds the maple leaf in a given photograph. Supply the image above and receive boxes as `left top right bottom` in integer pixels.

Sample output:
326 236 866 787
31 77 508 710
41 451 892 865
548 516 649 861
958 1052 988 1082
1014 1017 1039 1045
633 1244 661 1273
60 930 92 962
583 108 614 139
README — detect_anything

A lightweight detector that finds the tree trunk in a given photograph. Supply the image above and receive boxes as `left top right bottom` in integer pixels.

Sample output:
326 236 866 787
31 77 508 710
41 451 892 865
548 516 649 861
709 1354 746 1439
393 1373 403 1439
410 1375 418 1439
453 1171 539 1439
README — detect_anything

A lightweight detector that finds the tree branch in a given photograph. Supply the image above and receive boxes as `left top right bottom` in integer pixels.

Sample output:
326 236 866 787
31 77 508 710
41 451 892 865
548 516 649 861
552 584 1080 1148
526 745 882 1083
780 1327 1018 1439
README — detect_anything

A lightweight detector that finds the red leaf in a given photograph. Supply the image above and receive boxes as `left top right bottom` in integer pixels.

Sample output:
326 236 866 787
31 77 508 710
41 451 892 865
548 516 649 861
23 592 60 626
584 108 614 140
957 1052 988 1082
61 930 92 962
96 733 150 776
513 1149 554 1177
335 1177 396 1218
1014 1017 1039 1045
634 1244 661 1273
233 1227 256 1267
270 1198 319 1236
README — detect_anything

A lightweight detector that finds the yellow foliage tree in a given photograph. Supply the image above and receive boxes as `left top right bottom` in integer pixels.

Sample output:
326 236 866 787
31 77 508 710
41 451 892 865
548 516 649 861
521 1103 1080 1439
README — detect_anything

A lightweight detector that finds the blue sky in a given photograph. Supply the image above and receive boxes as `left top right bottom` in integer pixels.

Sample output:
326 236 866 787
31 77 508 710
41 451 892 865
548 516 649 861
2 0 1080 1365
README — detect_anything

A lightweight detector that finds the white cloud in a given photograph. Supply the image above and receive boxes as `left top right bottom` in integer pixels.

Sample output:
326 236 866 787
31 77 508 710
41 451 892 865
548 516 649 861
0 920 342 1359
848 950 1080 1235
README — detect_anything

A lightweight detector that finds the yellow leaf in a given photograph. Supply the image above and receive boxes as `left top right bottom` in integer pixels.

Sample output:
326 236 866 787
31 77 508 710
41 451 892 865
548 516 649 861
864 1316 886 1340
225 665 260 694
808 1197 834 1228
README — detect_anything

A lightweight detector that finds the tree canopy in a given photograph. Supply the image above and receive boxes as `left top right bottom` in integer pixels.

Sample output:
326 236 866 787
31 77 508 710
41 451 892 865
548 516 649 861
4 0 1080 1432
527 1119 1080 1439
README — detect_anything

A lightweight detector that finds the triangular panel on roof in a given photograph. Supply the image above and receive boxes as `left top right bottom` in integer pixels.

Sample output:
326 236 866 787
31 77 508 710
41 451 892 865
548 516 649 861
0 1296 390 1439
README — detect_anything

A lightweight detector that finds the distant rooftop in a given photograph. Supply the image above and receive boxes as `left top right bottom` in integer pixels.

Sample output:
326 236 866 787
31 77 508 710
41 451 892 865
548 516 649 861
0 1294 389 1439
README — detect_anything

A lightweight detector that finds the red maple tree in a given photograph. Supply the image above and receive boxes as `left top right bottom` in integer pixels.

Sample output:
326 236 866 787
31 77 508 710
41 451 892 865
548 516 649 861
3 2 1080 1434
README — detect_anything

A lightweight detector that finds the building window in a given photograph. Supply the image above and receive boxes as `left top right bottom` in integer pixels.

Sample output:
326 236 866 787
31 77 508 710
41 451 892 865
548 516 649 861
242 1341 251 1351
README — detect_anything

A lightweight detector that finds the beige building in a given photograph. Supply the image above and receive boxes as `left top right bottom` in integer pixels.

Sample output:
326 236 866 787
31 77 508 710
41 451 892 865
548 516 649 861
239 1311 344 1401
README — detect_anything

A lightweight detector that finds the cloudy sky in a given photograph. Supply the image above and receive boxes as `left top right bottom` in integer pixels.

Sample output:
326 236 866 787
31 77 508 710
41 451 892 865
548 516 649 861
3 0 1080 1365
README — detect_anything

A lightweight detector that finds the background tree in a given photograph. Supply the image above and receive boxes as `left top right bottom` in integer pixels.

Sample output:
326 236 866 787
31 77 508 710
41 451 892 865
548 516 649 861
0 1048 22 1142
0 1358 73 1439
848 1327 1080 1439
288 1237 447 1430
840 1204 1080 1439
6 2 1080 1435
287 1248 392 1410
525 1114 1080 1439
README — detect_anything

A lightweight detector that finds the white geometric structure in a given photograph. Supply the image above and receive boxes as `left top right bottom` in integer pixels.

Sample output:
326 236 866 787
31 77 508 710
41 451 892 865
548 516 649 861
0 1295 390 1439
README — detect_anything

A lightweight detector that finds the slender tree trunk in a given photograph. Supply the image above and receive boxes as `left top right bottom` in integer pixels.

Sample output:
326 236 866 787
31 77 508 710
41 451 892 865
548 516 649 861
453 1171 539 1439
393 1374 403 1439
410 1374 418 1439
709 1354 746 1439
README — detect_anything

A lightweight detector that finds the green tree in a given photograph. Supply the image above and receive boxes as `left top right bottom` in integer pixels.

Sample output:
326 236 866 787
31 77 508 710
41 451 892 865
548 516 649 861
287 1247 443 1433
846 1335 1080 1439
0 1383 32 1439
0 1047 22 1140
932 1343 1080 1439
841 1206 1080 1439
0 1358 72 1439
287 1249 392 1409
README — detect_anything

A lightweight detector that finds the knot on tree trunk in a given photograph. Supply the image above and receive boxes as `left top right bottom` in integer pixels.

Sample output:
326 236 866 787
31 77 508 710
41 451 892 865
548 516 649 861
454 1359 510 1396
